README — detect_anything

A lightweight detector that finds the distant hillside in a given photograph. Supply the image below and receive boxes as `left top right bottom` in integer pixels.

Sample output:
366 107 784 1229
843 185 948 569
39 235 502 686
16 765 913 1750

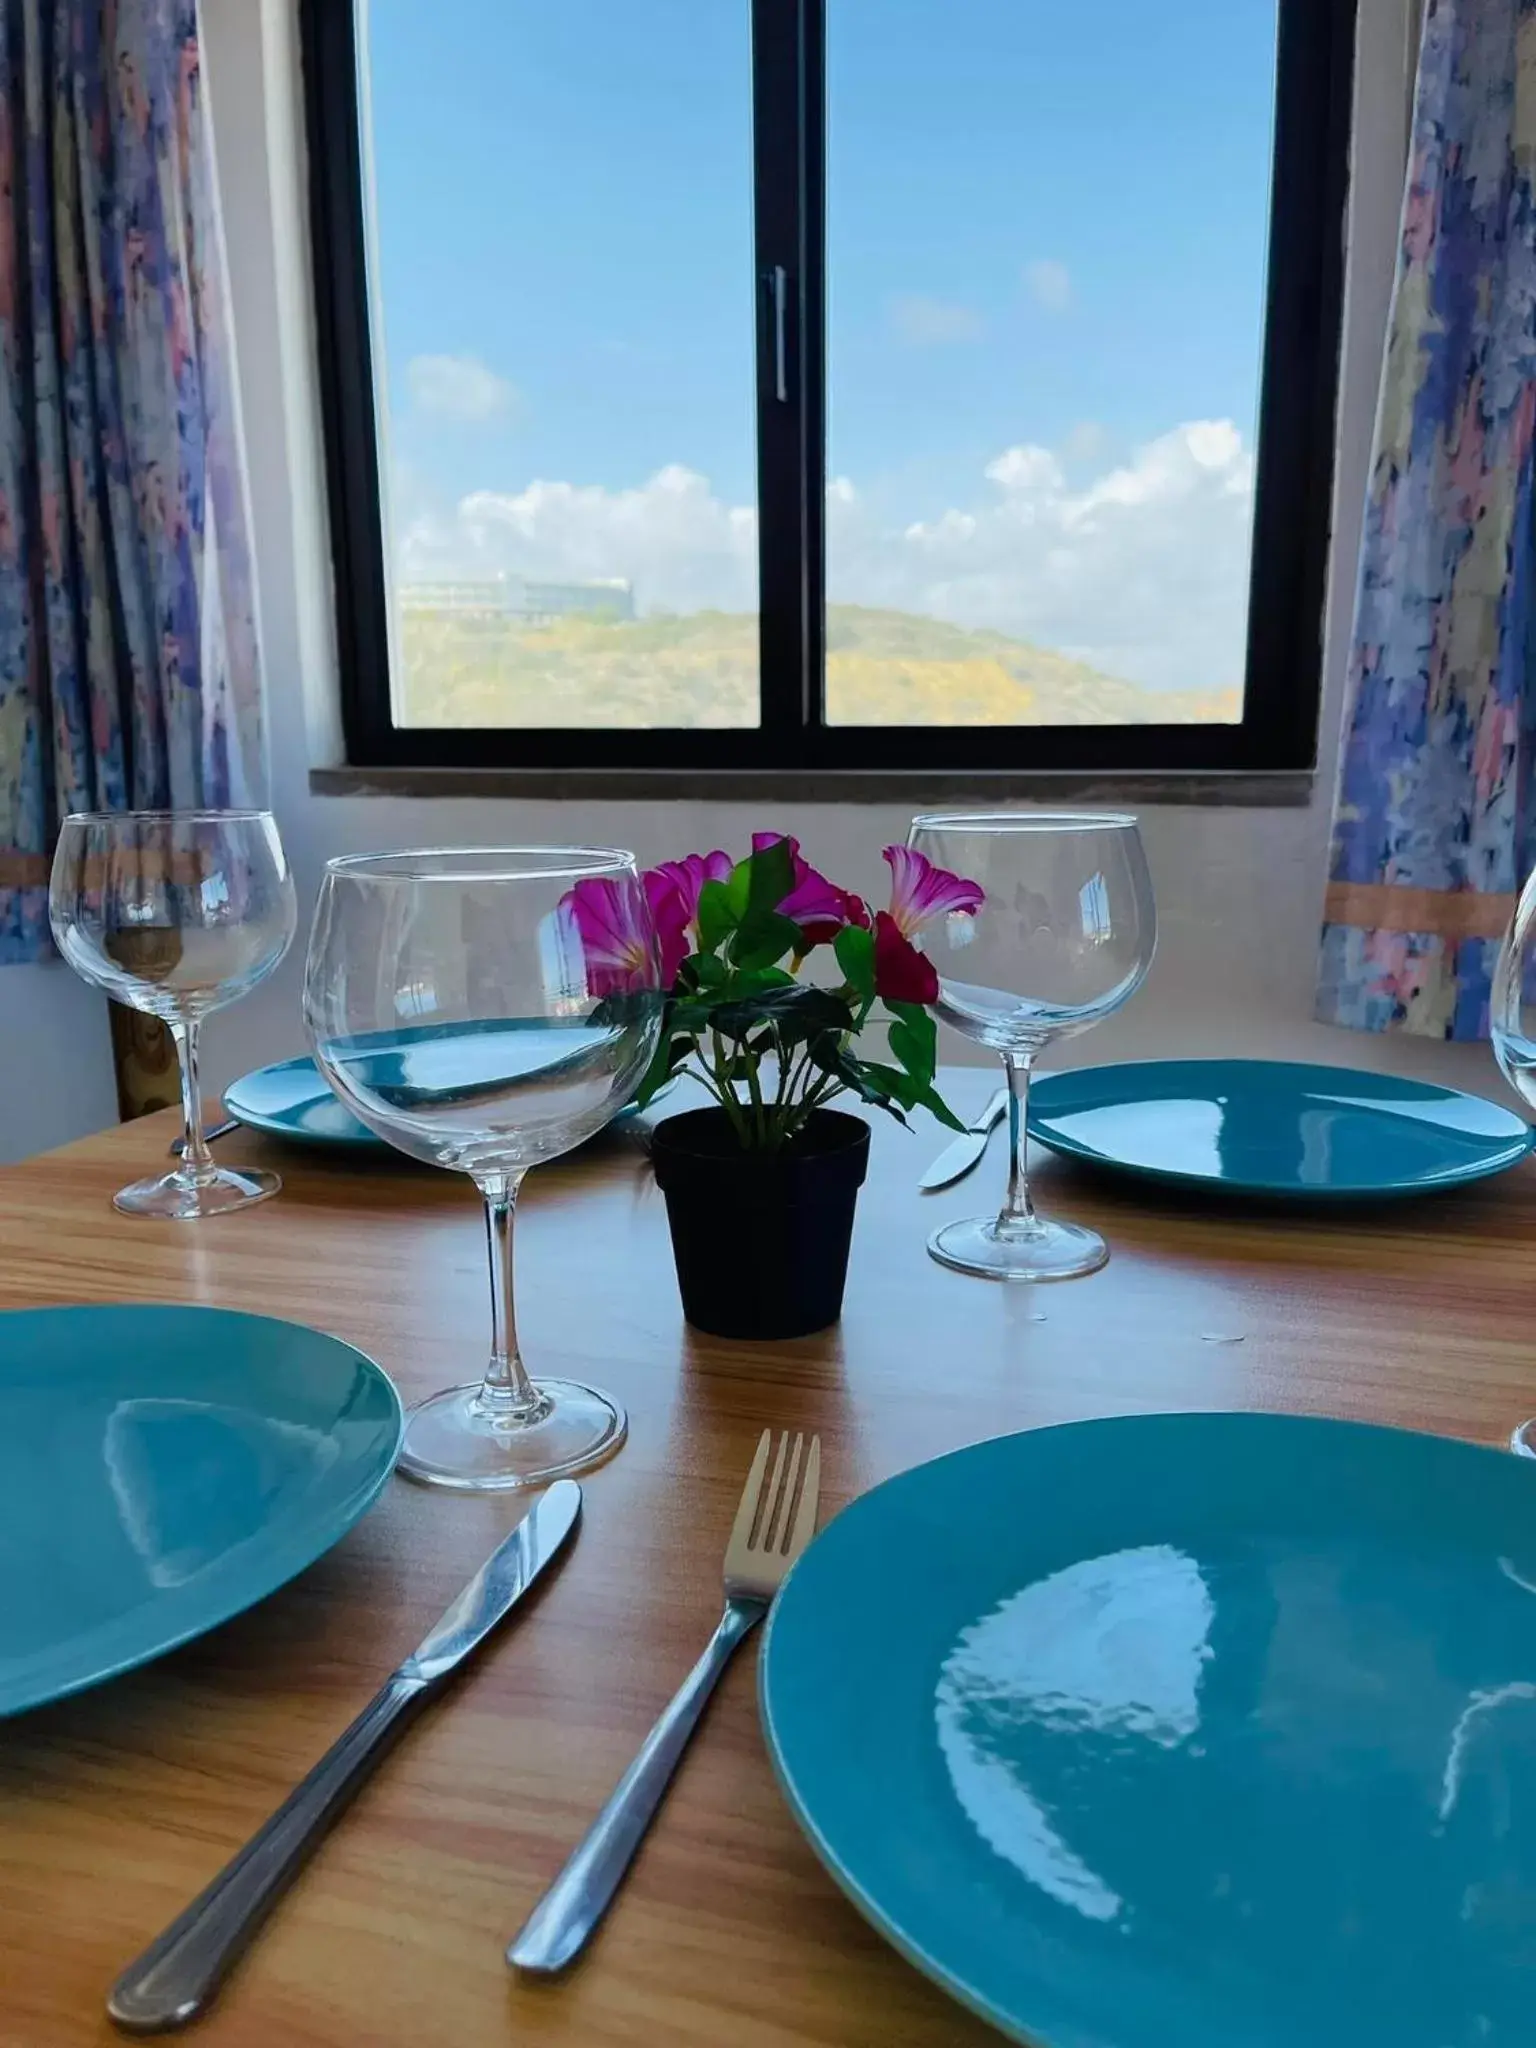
397 603 1239 729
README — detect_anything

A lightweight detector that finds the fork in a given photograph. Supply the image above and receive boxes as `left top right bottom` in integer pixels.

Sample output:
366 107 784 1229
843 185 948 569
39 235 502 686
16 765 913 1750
508 1427 820 1974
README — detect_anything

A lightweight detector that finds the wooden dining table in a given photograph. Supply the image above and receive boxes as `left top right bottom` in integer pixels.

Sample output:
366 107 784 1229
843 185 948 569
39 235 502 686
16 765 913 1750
3 1067 1535 2047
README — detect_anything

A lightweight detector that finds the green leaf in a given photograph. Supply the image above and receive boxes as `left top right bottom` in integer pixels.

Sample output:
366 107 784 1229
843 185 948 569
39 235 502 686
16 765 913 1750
695 879 737 955
744 836 797 917
886 999 938 1084
690 951 729 990
807 1035 910 1124
858 1058 925 1109
834 922 875 1005
712 983 854 1047
912 1079 968 1132
633 1031 690 1108
730 909 801 973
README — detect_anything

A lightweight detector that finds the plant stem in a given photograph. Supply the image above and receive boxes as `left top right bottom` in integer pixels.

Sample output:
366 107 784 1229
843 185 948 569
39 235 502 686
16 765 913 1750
744 1056 767 1146
706 1033 750 1145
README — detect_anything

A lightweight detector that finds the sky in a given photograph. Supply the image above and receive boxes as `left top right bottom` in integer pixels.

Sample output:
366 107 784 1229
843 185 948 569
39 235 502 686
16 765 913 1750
365 1 1279 696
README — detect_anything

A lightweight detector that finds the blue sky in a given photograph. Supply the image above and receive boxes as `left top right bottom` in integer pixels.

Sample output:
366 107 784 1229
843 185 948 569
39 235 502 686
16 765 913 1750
365 1 1278 692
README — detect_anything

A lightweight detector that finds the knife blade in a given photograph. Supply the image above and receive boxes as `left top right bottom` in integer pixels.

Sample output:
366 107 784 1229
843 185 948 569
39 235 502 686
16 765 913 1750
919 1087 1009 1191
108 1480 582 2036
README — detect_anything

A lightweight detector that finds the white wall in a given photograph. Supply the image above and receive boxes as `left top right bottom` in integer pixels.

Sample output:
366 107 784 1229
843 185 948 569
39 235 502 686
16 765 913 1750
0 0 1499 1164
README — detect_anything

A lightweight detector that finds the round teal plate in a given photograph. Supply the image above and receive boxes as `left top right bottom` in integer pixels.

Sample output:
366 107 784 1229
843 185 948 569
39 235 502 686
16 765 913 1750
0 1305 401 1715
762 1413 1536 2048
224 1053 377 1148
224 1046 665 1151
1025 1058 1533 1199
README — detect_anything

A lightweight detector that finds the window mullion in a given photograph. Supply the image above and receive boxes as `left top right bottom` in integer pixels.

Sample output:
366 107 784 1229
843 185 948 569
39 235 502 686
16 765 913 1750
751 0 816 747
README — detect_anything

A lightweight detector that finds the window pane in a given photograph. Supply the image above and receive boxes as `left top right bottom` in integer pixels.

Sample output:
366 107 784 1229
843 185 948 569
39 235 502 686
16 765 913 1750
362 1 759 729
825 0 1276 727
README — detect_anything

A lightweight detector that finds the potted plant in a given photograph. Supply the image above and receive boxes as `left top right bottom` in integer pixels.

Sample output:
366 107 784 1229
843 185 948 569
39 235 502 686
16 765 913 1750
565 834 984 1338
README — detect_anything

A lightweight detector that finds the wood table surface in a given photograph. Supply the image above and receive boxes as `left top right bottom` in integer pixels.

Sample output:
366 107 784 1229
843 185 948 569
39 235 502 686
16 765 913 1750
3 1069 1536 2047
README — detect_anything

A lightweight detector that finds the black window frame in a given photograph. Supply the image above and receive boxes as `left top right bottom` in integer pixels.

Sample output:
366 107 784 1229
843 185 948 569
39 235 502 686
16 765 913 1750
300 0 1355 778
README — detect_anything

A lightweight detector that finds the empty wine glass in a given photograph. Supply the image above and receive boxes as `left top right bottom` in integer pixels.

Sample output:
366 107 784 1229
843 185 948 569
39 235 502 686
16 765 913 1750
303 847 664 1491
907 811 1156 1280
49 810 297 1218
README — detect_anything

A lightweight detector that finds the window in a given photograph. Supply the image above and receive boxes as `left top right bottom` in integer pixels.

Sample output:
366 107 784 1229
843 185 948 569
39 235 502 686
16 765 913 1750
302 0 1354 777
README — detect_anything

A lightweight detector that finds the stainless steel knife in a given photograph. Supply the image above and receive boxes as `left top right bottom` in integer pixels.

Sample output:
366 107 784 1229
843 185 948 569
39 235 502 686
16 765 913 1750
919 1087 1009 1191
107 1479 583 2036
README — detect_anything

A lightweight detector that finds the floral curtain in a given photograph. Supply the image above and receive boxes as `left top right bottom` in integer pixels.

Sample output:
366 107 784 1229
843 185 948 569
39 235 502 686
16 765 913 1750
1319 0 1536 1039
0 0 263 964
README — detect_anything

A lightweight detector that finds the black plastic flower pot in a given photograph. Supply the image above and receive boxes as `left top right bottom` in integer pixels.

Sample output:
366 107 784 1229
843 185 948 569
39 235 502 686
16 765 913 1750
650 1107 871 1340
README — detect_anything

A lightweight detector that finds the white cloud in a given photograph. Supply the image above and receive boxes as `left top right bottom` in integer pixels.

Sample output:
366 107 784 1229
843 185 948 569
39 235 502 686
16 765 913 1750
406 353 517 423
398 462 758 615
395 419 1257 695
1024 259 1073 314
888 294 986 345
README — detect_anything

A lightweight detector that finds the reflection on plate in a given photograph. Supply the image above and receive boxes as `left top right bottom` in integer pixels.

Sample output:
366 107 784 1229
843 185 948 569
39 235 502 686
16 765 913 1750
0 1304 400 1714
224 1042 667 1152
762 1413 1536 2048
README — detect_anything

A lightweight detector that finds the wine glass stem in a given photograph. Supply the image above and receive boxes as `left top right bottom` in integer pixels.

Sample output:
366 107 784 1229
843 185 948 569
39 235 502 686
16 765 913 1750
999 1050 1039 1234
478 1171 546 1422
171 1017 214 1184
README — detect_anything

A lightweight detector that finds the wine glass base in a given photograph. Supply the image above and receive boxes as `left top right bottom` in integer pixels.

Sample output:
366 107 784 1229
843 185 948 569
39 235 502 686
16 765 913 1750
1512 1420 1536 1458
398 1378 627 1492
113 1165 282 1220
928 1212 1108 1282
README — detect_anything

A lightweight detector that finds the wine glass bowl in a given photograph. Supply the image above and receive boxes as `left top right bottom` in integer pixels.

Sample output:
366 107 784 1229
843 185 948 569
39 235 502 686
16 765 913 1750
908 811 1156 1280
48 810 297 1218
303 847 664 1491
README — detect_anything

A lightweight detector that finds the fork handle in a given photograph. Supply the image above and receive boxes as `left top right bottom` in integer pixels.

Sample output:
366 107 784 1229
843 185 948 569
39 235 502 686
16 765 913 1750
508 1597 766 1974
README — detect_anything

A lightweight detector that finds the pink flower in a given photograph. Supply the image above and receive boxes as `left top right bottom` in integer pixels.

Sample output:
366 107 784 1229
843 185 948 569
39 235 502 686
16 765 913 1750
882 845 984 939
872 910 939 1005
643 851 731 981
752 831 852 938
565 875 661 996
643 870 691 984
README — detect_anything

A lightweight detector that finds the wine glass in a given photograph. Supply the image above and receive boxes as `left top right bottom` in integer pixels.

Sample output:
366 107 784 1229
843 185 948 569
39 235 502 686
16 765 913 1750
907 811 1156 1280
49 810 297 1219
1491 872 1536 1457
302 847 664 1491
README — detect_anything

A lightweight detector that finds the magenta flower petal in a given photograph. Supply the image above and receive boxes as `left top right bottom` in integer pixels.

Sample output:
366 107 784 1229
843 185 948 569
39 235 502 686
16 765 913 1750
883 845 984 939
752 830 849 929
643 870 691 984
565 875 659 996
872 909 939 1004
645 850 732 967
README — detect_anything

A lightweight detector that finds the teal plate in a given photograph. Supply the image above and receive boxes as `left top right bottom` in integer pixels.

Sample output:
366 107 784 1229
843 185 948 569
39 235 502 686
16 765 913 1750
224 1043 665 1151
0 1305 401 1715
762 1413 1536 2048
224 1053 377 1148
1025 1058 1533 1199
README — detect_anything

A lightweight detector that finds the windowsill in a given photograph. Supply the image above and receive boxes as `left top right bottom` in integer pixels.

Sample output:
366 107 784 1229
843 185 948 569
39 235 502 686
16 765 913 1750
309 765 1316 807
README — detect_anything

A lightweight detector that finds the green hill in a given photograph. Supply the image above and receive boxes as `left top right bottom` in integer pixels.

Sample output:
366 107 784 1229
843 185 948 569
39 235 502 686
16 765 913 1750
397 603 1238 729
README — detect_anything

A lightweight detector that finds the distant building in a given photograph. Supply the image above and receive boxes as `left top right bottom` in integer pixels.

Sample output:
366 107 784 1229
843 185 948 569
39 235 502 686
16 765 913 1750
398 574 634 623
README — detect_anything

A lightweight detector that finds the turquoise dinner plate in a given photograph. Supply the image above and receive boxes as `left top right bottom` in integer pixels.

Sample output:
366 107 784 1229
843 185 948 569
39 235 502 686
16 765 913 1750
224 1053 377 1148
224 1041 664 1151
0 1305 401 1715
761 1413 1536 2048
1025 1058 1533 1198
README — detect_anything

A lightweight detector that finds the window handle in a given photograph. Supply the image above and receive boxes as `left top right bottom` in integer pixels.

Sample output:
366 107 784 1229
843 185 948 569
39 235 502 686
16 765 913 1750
768 264 789 403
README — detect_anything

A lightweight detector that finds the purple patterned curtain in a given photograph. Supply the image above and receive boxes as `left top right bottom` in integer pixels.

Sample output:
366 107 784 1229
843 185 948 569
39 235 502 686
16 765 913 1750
1318 0 1536 1039
0 0 263 963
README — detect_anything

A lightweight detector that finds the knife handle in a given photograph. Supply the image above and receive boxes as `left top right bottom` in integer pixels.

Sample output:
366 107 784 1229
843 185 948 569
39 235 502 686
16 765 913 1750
108 1671 430 2035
